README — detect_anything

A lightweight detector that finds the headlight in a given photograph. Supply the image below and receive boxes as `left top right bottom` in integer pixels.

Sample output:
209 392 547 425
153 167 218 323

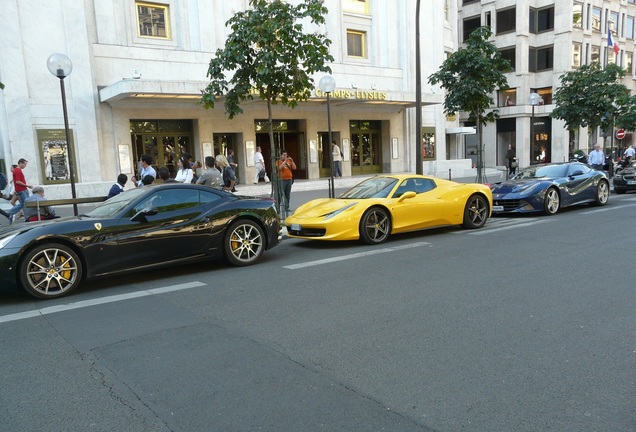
514 183 540 194
324 202 357 220
0 233 18 249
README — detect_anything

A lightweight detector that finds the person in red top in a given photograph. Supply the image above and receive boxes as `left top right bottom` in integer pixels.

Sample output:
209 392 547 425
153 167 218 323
0 158 32 224
275 150 296 214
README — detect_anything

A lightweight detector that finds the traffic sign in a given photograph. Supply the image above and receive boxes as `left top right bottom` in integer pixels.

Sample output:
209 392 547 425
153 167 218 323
616 129 626 139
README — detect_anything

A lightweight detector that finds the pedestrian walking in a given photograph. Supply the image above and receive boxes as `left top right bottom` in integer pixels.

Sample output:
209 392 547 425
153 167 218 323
332 140 343 177
505 145 517 177
253 146 270 184
0 158 32 224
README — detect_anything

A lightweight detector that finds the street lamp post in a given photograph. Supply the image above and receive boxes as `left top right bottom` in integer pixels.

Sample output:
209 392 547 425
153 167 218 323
47 53 78 216
319 75 336 198
415 0 423 175
529 91 541 165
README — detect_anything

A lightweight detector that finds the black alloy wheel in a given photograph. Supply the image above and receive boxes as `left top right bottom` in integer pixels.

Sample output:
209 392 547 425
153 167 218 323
359 207 391 245
462 194 489 229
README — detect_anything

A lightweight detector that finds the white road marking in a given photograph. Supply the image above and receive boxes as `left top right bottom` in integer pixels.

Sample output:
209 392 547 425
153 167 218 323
283 241 431 270
579 203 636 214
0 281 207 325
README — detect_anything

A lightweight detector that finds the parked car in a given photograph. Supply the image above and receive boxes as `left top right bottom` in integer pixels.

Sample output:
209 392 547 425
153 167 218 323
612 162 636 193
490 162 609 215
286 174 492 244
0 183 281 299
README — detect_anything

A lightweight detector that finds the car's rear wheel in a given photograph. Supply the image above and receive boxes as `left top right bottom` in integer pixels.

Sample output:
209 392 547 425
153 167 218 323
224 219 265 266
359 207 391 244
543 187 560 215
19 243 82 299
591 180 610 206
462 194 489 229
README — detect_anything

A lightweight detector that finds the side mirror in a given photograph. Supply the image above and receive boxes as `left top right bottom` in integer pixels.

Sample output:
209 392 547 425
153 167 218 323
397 191 417 202
131 207 158 222
570 170 584 177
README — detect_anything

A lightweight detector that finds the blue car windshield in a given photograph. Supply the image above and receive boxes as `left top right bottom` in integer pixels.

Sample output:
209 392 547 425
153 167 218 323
84 187 147 218
339 177 398 199
513 165 568 180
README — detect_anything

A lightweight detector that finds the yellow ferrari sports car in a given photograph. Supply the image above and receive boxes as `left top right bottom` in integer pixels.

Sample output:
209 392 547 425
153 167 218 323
286 174 492 244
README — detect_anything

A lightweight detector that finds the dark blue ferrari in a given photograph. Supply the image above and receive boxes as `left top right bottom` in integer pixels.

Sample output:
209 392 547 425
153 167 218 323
490 162 610 215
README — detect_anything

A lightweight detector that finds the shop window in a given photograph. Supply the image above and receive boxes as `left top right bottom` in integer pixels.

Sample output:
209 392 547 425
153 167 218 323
535 87 552 105
422 128 435 160
499 47 515 70
343 0 368 14
500 88 517 107
496 8 515 34
572 43 582 68
463 16 481 42
529 46 554 72
626 52 633 75
592 8 601 32
530 6 554 34
573 3 583 29
347 30 366 58
136 2 170 39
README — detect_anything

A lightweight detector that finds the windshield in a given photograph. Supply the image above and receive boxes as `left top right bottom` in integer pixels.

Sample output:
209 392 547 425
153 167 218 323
512 164 567 180
339 177 398 199
84 187 147 218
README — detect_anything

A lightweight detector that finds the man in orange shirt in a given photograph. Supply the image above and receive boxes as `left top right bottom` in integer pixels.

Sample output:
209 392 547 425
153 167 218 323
275 150 296 214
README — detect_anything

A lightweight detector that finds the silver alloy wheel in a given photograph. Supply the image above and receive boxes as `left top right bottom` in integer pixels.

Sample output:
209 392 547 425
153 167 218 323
20 244 81 299
597 181 609 204
225 220 265 266
544 188 560 215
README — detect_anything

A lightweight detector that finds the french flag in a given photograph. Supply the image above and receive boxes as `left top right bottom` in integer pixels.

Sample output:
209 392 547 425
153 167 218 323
608 28 620 55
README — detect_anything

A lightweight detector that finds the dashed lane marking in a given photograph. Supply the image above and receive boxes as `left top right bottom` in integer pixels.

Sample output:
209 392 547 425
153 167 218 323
0 281 207 325
283 241 431 270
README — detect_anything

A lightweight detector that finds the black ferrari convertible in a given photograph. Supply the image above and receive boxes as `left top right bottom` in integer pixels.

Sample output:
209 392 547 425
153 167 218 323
0 184 281 299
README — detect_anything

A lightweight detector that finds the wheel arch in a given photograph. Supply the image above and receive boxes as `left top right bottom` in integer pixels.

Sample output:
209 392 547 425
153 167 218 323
17 237 88 282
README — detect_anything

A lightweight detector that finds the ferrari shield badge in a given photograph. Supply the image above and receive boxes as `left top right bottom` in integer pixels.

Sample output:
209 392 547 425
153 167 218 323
94 223 102 231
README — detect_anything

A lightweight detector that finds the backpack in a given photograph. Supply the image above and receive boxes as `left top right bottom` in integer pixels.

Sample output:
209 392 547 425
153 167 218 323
0 172 7 191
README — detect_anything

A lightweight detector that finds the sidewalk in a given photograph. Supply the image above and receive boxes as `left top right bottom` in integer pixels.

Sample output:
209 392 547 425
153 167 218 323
4 169 506 219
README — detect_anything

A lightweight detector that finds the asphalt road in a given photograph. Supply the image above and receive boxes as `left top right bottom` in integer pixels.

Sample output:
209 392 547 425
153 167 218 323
1 191 635 431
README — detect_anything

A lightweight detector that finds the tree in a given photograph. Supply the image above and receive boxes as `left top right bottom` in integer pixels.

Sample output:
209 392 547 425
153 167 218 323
428 26 510 182
551 63 632 138
201 0 333 215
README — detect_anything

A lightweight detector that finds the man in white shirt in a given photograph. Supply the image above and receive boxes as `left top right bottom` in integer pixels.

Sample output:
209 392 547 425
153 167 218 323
588 144 605 171
624 145 635 163
131 154 156 187
253 146 270 184
332 140 343 177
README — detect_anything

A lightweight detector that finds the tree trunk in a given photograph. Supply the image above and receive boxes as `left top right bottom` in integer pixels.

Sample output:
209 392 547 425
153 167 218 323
266 98 282 216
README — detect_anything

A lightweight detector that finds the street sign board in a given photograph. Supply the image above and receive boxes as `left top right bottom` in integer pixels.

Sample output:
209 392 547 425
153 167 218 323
616 129 626 139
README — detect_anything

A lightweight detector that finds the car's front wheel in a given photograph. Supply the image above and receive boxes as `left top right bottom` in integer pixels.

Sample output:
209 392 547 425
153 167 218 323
224 219 265 266
19 243 83 299
591 180 610 206
462 194 489 229
543 187 560 215
359 207 391 244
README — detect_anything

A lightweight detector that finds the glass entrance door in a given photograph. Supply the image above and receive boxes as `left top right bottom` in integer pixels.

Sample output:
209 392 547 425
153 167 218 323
350 120 382 175
130 120 193 179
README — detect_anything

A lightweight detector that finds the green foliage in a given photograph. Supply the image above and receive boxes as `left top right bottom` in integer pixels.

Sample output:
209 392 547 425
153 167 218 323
427 26 510 125
200 0 333 118
552 63 631 133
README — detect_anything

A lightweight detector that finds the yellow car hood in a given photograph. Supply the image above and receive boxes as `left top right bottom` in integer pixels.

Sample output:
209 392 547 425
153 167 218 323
292 198 357 219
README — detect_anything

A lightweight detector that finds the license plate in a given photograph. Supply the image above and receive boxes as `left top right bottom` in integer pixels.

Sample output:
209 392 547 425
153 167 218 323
627 181 636 185
492 205 504 212
290 224 301 231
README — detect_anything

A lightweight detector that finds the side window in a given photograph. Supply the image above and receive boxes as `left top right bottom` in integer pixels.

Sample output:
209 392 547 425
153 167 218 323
133 189 199 214
199 190 222 204
393 178 435 198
